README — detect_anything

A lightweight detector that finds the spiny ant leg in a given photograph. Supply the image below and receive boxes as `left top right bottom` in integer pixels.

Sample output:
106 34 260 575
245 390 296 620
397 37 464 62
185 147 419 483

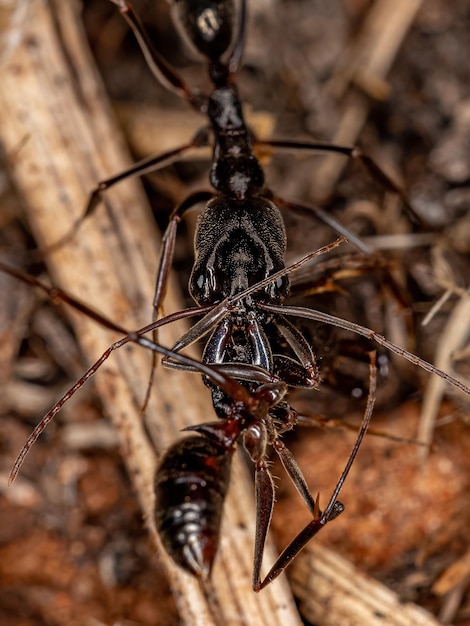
273 439 318 514
289 251 410 309
259 138 425 227
255 353 378 591
37 130 209 258
270 313 319 387
274 195 373 255
8 303 260 484
252 459 275 591
140 190 214 413
262 303 470 398
280 233 416 347
227 0 247 78
242 421 275 591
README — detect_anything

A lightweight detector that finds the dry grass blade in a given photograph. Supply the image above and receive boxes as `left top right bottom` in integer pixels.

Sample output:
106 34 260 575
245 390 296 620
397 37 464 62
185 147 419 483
311 0 424 201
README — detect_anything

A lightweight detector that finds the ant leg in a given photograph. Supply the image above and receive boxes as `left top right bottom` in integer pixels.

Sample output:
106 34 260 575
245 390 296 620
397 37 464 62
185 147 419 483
258 138 424 227
140 190 214 412
273 439 320 515
286 247 416 360
285 226 417 357
255 354 378 590
153 190 214 317
227 0 247 77
289 251 410 309
250 400 342 591
271 313 319 388
252 459 276 591
296 413 430 448
274 194 373 255
262 302 470 398
39 128 210 256
278 198 417 357
241 421 276 592
275 196 419 325
110 0 207 110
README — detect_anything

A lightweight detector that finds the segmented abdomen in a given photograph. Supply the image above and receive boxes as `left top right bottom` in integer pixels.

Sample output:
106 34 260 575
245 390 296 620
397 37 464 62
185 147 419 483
154 435 233 579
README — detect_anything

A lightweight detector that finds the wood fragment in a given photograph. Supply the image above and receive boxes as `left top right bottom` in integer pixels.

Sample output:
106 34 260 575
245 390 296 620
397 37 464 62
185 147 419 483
289 544 442 626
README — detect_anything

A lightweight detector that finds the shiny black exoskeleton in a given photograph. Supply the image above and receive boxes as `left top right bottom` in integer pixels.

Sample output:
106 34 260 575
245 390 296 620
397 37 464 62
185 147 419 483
154 435 232 578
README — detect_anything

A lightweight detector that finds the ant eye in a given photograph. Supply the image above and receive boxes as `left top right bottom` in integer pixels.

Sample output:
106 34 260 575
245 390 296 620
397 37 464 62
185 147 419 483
196 273 205 290
191 267 219 303
265 275 289 302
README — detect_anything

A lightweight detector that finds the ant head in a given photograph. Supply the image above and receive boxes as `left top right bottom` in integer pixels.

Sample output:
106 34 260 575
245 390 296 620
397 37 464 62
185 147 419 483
189 196 289 305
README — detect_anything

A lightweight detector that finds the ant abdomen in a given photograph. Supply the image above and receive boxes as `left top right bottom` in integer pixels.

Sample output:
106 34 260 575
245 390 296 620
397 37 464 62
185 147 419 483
154 434 233 579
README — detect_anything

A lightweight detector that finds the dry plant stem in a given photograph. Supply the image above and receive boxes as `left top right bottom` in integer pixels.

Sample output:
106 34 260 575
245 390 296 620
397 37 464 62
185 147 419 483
0 2 301 624
289 544 442 626
418 291 470 463
433 548 470 625
312 0 424 201
418 243 470 462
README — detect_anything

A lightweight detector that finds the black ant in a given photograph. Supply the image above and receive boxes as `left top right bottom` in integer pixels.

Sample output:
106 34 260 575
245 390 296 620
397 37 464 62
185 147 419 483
5 252 375 590
5 0 470 597
4 241 470 590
